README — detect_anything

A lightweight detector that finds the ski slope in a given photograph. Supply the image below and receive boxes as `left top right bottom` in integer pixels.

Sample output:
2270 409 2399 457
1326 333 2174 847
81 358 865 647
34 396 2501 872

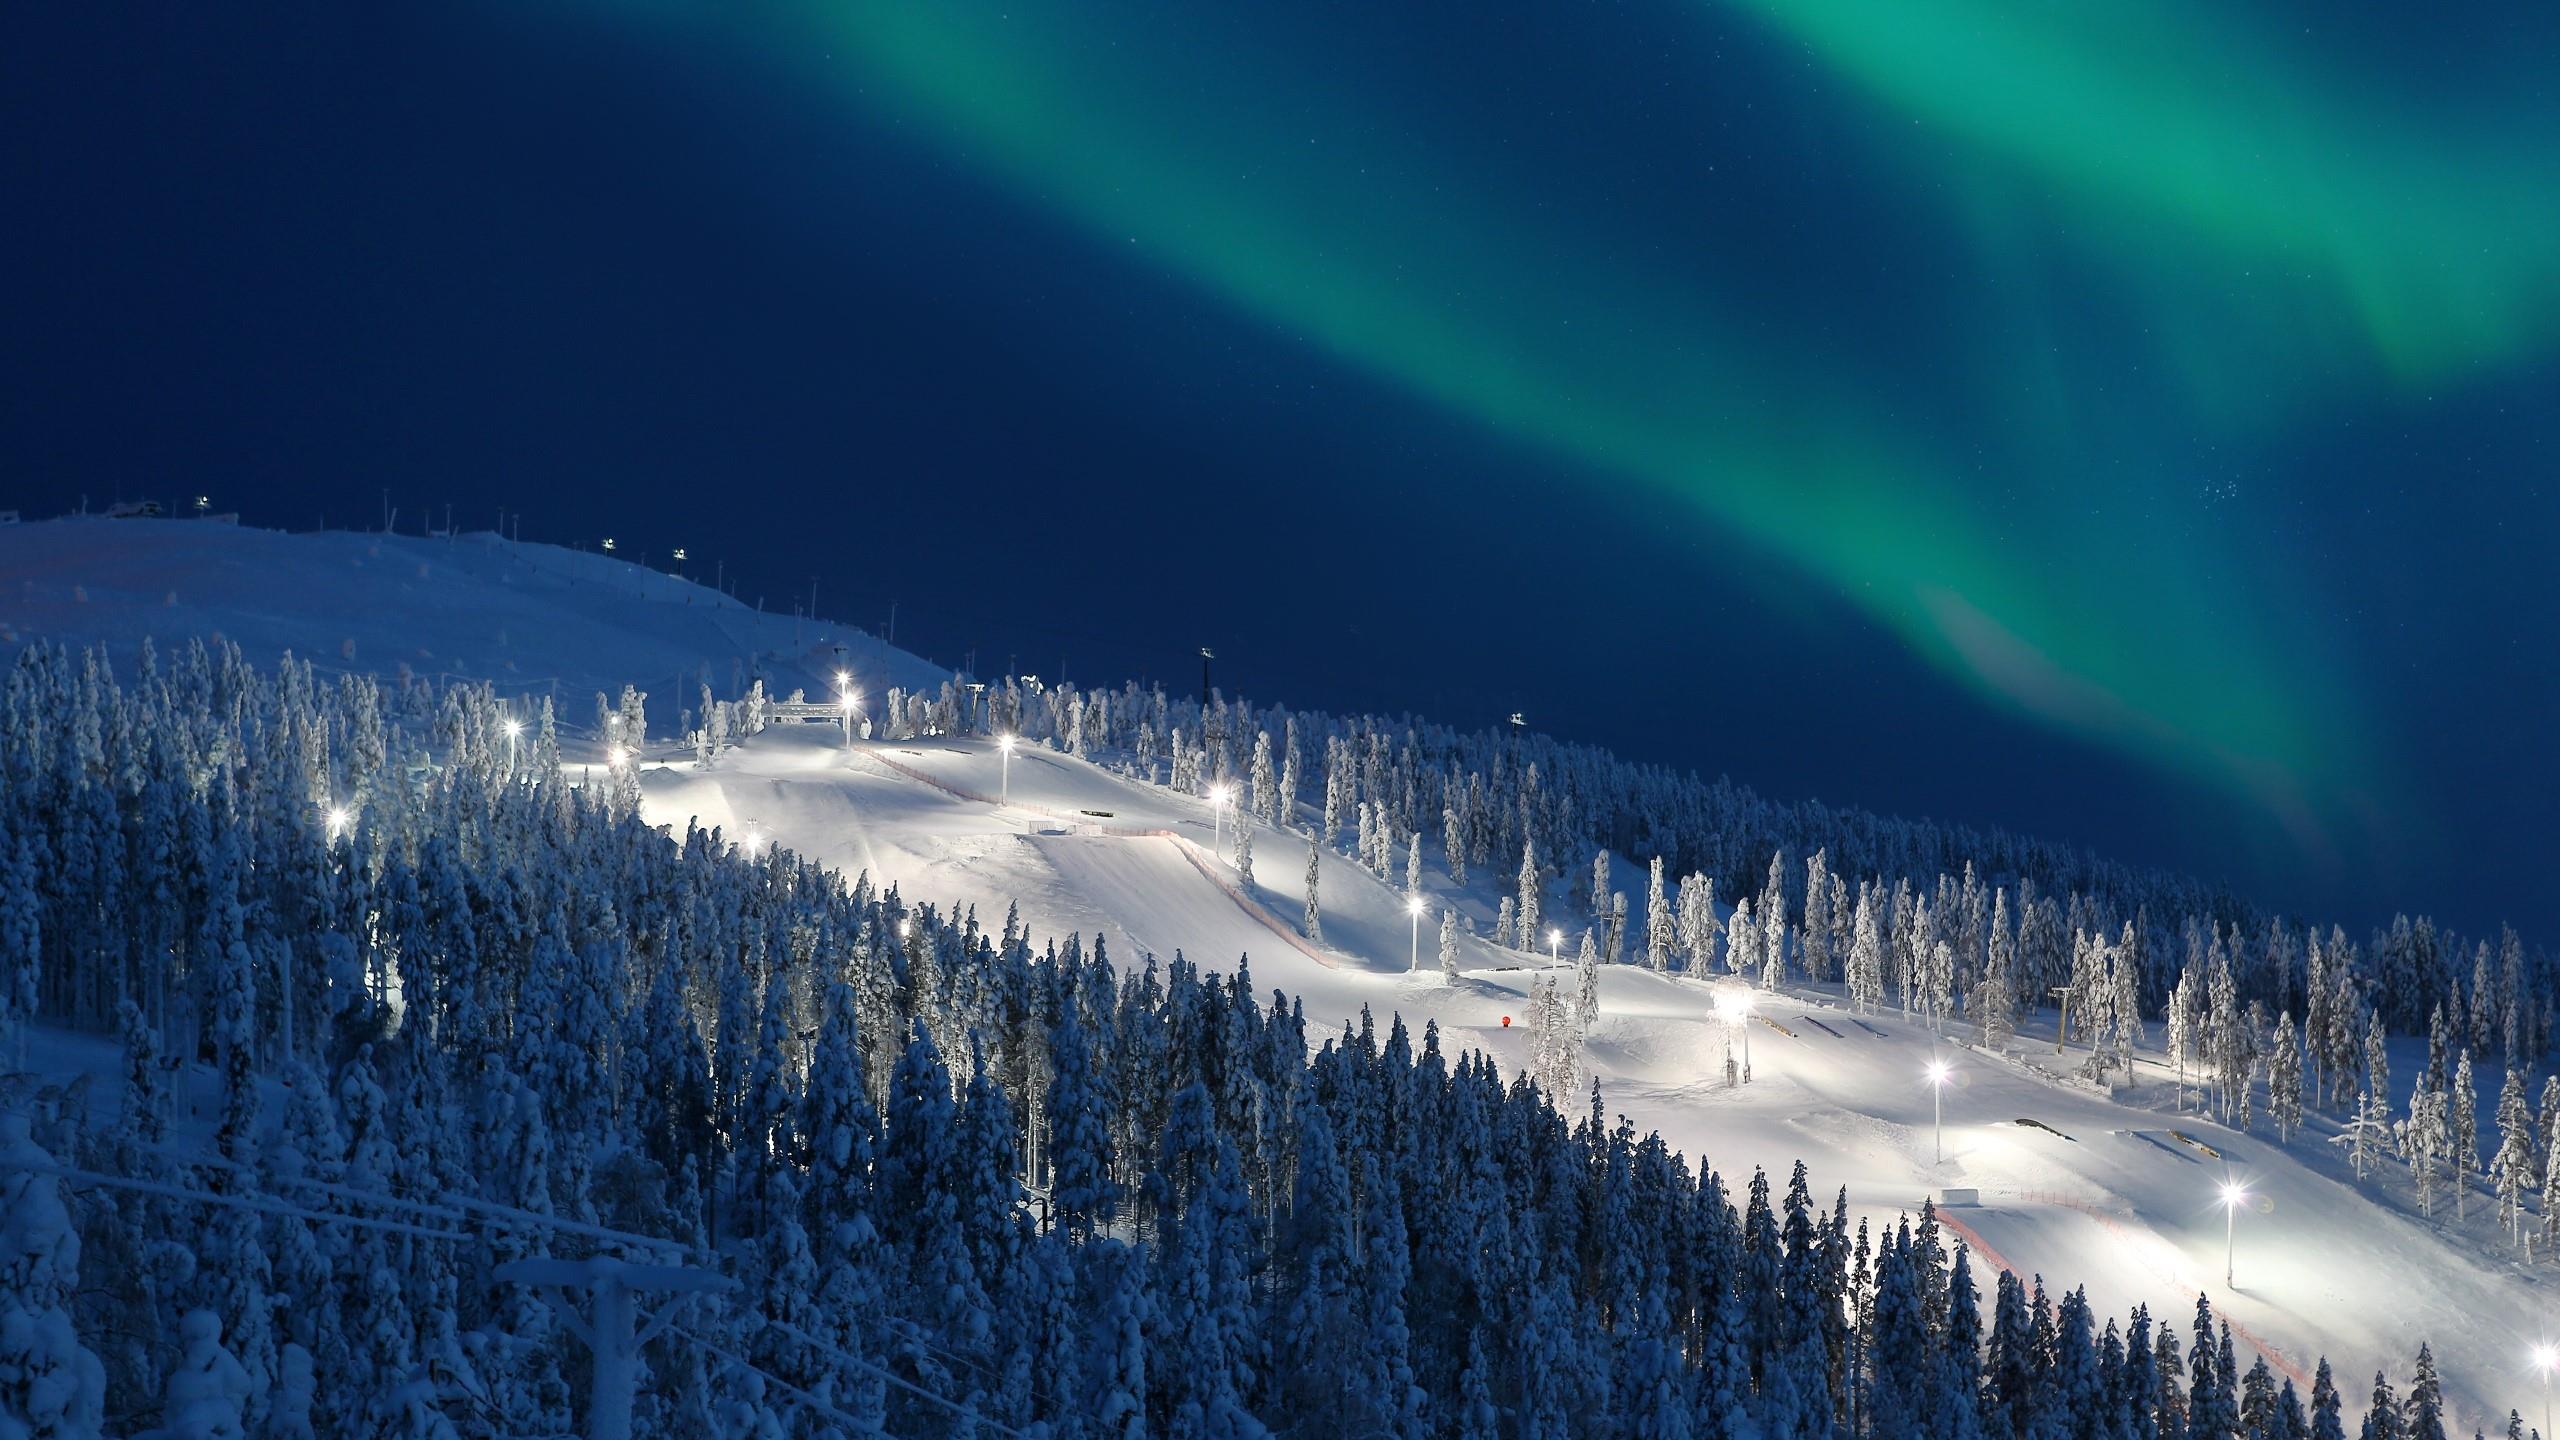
644 725 2557 1432
5 517 2548 1430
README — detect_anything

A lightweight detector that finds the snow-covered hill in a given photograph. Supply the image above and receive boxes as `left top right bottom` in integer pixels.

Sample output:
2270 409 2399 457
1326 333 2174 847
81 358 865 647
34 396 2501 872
6 516 2546 1432
0 516 944 723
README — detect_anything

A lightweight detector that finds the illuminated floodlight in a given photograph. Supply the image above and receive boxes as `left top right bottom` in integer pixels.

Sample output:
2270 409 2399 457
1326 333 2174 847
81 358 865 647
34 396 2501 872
2534 1344 2558 1440
504 719 524 738
1711 981 1759 1087
607 746 628 769
2218 1179 2250 1287
1406 896 1427 972
1925 1057 1954 1163
324 806 351 838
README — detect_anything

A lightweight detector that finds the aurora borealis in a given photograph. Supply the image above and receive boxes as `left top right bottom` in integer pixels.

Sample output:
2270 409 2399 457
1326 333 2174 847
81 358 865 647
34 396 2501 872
8 0 2557 925
660 0 2556 891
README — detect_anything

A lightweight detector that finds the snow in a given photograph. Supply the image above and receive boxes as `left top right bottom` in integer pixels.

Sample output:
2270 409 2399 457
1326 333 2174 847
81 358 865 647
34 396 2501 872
7 513 2550 1431
645 725 2557 1431
0 516 943 716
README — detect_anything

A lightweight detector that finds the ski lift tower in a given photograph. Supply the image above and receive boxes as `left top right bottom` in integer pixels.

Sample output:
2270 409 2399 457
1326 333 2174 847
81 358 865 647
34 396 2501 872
498 1255 736 1440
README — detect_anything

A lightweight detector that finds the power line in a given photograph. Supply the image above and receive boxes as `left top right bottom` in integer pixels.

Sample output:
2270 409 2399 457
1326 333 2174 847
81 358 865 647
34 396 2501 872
745 1319 1034 1440
16 1157 471 1243
31 1114 1010 1424
93 1126 693 1258
667 1324 885 1436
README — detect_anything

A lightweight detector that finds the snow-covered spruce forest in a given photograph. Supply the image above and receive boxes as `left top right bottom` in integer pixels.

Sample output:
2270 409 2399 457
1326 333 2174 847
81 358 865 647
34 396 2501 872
940 669 2545 1109
0 639 2536 1439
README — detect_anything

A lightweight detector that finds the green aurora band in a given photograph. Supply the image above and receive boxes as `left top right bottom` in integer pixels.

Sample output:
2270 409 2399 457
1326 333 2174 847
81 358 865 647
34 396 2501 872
1723 0 2560 385
617 1 2560 852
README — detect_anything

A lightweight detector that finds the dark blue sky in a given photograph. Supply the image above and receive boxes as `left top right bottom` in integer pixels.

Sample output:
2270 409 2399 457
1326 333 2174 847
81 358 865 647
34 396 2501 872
6 2 2556 936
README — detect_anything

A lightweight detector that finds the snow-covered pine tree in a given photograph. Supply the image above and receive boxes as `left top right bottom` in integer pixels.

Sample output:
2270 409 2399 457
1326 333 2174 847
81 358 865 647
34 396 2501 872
2330 947 2366 1108
2078 932 2123 1079
1763 848 1789 947
1276 718 1301 828
1441 789 1467 885
2305 929 2332 1103
1579 929 1601 1017
2342 1090 2384 1185
2208 949 2248 1125
1760 898 1789 991
2404 1071 2446 1218
1320 738 1343 846
2542 1076 2560 1186
1973 913 2017 1051
1516 841 1542 956
2366 1014 2393 1120
1645 857 1675 974
1678 874 1719 976
2493 1067 2534 1245
2500 925 2529 1066
2068 927 2107 1048
1848 884 1885 1014
2110 922 2146 1074
1235 819 1254 885
1250 730 1276 827
2270 1012 2304 1143
1925 938 1955 1031
0 1116 107 1436
2167 969 2199 1107
0 837 35 1071
156 1309 252 1440
1801 849 1834 983
2544 1133 2560 1260
1983 884 2013 1013
1440 909 1462 986
2405 1343 2447 1440
1303 831 1324 944
2451 1050 2478 1221
1046 994 1119 1239
2310 1359 2346 1440
2471 942 2500 1060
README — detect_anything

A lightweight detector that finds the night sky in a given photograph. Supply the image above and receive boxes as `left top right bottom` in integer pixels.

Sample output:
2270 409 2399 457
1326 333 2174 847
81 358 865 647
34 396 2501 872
7 2 2557 933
